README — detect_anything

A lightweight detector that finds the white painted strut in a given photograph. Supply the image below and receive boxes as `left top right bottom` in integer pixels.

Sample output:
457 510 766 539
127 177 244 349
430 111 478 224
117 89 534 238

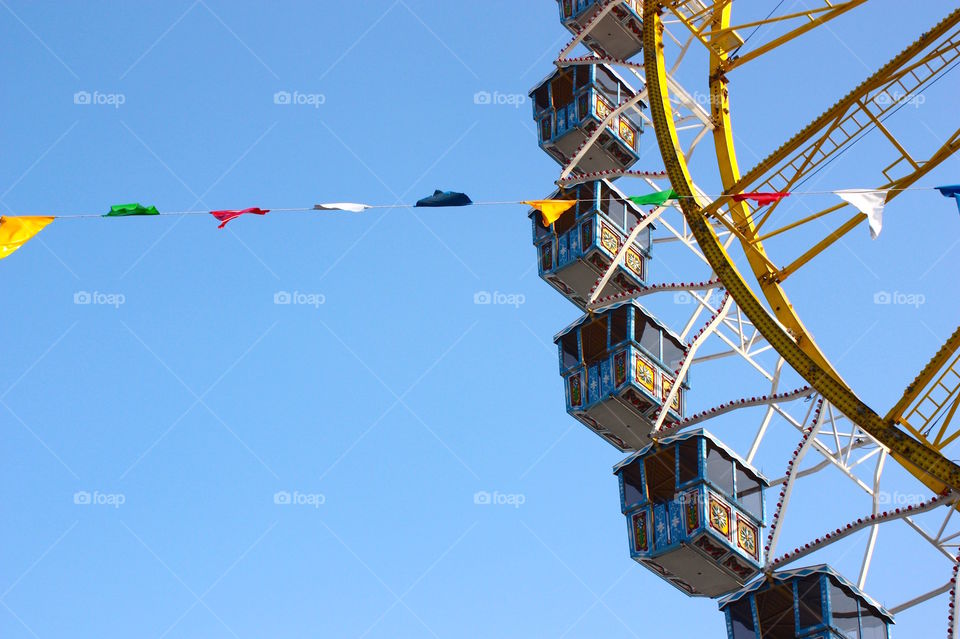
658 385 813 434
765 401 827 563
558 92 648 181
767 493 955 570
586 206 666 305
652 294 733 434
858 449 887 589
555 0 620 61
587 278 721 311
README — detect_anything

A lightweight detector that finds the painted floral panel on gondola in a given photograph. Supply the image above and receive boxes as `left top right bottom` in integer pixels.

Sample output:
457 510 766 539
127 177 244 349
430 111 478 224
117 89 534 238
568 373 582 407
631 510 649 553
569 224 580 256
600 359 613 392
736 516 759 560
653 503 669 550
668 499 684 543
588 364 601 404
694 535 727 560
625 248 644 278
636 355 656 393
662 376 681 413
614 351 627 386
600 224 620 254
596 95 613 121
556 107 567 134
708 495 731 539
723 556 754 580
580 219 593 251
604 432 628 450
558 233 569 265
579 413 601 431
684 490 700 534
540 241 552 271
619 118 636 149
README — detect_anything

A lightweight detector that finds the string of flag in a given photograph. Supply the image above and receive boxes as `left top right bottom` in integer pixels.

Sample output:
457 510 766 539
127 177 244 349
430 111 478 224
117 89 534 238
1 185 958 260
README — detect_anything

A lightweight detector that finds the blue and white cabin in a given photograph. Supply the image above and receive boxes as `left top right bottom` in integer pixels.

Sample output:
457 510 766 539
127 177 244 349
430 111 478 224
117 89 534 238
555 300 686 451
557 0 644 61
718 565 894 638
613 429 769 598
531 179 651 308
530 63 644 175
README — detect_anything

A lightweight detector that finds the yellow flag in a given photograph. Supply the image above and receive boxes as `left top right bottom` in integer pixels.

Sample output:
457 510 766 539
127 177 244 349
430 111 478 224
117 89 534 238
0 216 54 260
524 199 577 226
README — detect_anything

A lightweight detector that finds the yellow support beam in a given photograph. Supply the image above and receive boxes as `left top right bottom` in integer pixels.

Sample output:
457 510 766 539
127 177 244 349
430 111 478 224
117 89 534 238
721 1 868 71
706 8 960 213
889 325 960 425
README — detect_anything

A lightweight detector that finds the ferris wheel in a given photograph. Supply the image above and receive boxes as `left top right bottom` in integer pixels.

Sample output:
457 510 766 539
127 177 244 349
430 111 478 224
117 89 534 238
528 1 960 637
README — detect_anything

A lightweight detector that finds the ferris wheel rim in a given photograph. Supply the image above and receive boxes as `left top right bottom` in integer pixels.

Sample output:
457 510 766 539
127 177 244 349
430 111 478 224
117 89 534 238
639 0 960 495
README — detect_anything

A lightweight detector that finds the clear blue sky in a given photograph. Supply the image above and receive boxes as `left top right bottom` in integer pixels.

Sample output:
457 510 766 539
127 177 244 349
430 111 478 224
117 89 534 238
1 1 958 637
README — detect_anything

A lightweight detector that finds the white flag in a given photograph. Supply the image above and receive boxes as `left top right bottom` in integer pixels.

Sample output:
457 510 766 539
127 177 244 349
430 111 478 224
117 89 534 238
835 189 888 240
313 202 370 213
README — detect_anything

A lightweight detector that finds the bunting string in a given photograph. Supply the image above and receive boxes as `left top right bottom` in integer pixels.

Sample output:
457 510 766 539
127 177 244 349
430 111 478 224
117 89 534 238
1 184 956 260
3 184 953 220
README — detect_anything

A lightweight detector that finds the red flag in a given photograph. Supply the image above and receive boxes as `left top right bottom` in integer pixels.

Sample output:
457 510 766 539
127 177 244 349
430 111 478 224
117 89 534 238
731 192 790 206
210 207 270 229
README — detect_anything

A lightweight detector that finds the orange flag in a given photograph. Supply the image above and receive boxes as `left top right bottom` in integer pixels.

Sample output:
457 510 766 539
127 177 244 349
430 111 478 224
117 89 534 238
0 216 54 260
524 199 577 226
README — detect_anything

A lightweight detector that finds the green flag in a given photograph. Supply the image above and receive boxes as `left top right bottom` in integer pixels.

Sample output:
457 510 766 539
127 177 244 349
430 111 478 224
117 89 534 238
105 203 160 217
629 189 677 207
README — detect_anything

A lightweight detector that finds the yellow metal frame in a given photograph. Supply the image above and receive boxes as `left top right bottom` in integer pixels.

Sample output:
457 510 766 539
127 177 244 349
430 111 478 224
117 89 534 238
642 1 960 494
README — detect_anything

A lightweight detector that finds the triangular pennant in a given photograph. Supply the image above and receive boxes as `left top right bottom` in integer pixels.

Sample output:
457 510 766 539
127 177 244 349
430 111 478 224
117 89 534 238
105 203 159 217
629 189 677 207
415 190 472 208
0 216 54 259
835 190 888 240
524 199 577 226
210 207 270 229
937 185 960 215
732 192 791 206
313 203 370 213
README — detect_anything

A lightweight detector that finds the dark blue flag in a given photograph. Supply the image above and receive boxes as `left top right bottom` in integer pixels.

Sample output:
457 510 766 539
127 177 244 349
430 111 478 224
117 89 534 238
937 185 960 215
415 190 473 208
